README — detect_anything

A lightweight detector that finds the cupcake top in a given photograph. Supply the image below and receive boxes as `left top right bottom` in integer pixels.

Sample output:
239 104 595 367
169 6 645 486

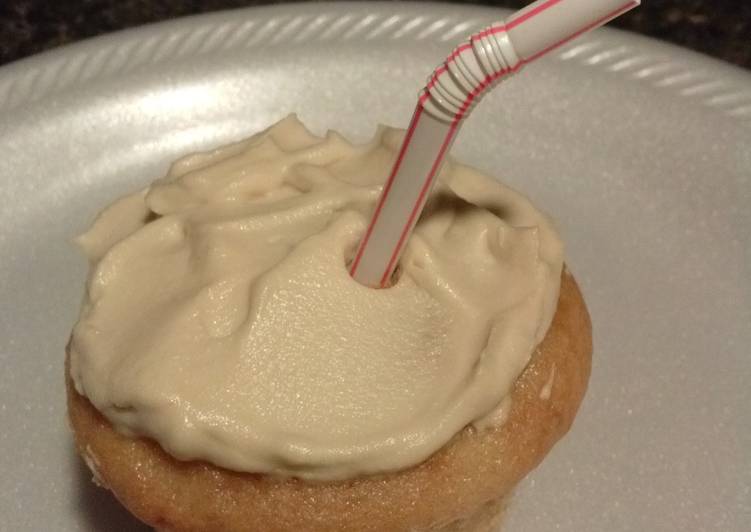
70 116 563 480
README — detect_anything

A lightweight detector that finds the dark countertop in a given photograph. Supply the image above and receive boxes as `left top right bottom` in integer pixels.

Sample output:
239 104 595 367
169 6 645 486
1 1 750 69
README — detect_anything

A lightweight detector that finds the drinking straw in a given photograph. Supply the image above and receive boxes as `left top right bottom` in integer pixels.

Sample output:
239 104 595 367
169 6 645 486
349 0 640 287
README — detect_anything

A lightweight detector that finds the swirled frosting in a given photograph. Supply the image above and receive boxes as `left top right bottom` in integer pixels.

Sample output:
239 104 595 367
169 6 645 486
69 115 563 480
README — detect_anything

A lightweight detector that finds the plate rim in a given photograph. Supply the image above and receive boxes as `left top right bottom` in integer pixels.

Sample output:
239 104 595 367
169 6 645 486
0 1 750 125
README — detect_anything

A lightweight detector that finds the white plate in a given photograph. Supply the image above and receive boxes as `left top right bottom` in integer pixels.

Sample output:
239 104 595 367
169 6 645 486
1 2 749 531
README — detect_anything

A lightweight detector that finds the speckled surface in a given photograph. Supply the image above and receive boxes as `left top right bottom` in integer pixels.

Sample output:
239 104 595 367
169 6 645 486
0 0 750 68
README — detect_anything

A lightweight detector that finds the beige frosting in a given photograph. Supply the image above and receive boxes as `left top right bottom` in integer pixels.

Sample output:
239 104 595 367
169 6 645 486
69 115 563 480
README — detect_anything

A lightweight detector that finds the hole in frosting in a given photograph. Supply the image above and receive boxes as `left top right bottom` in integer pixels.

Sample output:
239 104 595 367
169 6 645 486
343 248 403 289
381 264 403 288
343 244 357 271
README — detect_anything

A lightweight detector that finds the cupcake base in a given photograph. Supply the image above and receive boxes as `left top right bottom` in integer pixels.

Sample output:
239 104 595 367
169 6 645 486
67 270 591 532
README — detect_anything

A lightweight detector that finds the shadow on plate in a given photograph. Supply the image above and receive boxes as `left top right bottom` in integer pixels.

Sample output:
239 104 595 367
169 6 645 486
73 448 150 532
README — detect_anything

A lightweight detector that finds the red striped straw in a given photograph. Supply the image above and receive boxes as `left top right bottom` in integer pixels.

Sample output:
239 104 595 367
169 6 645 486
349 0 640 287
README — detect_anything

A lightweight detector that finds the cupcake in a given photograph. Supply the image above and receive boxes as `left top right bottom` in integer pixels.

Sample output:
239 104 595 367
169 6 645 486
67 116 591 531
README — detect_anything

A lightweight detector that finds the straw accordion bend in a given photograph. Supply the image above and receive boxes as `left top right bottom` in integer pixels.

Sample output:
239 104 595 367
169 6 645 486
419 0 641 123
419 27 522 123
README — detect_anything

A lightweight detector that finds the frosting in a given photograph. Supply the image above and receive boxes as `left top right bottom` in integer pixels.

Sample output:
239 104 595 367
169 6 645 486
69 115 563 480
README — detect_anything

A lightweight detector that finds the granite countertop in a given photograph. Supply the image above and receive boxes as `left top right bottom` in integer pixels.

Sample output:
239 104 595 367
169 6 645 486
0 0 750 69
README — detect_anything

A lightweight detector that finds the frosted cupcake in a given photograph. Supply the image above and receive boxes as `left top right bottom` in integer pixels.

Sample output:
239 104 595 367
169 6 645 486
67 116 591 531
